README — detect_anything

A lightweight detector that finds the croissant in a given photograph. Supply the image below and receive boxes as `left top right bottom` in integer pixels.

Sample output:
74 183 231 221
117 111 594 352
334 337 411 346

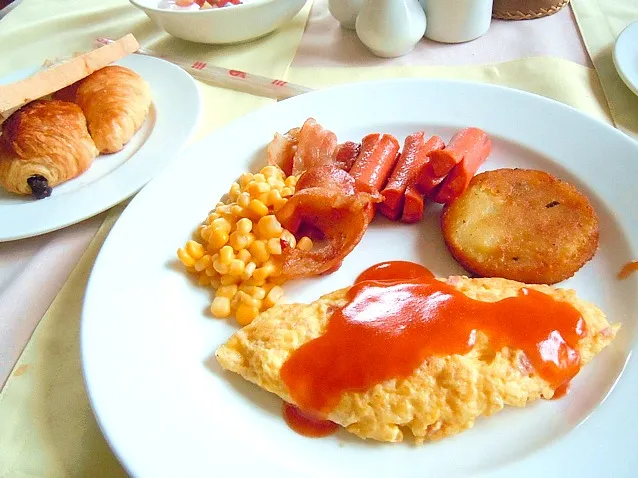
0 100 99 198
73 65 152 154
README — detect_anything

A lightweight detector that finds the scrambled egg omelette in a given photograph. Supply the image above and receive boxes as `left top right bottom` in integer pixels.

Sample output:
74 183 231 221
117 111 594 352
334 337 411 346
216 276 618 443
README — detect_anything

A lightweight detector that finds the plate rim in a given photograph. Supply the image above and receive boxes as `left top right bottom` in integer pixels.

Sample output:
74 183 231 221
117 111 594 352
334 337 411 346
0 54 202 242
613 20 638 97
82 77 638 478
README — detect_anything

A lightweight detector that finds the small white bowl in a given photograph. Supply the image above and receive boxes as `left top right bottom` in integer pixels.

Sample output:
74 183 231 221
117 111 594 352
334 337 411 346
129 0 307 44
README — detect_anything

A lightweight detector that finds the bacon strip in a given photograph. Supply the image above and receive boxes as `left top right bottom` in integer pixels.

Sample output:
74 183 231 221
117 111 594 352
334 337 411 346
291 118 338 176
276 165 381 279
266 127 299 176
332 141 360 172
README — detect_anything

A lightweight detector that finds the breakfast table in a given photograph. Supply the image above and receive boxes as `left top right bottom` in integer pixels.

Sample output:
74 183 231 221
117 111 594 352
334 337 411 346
0 0 637 475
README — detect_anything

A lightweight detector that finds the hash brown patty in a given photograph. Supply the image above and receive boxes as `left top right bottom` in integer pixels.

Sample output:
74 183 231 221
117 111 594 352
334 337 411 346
440 169 599 284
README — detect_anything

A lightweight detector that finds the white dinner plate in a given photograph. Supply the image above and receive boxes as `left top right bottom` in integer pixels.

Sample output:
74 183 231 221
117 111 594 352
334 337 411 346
0 54 201 241
614 20 638 97
82 79 638 478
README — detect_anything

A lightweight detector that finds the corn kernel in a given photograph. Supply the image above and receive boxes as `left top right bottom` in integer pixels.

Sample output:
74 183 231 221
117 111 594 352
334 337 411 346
297 236 313 251
230 204 249 218
220 274 240 286
253 266 272 282
228 182 241 200
261 165 280 178
257 215 283 239
209 231 229 250
213 258 229 274
247 182 270 198
237 192 251 209
249 240 270 264
177 248 196 267
215 203 232 215
239 285 267 300
264 259 280 276
264 285 284 308
228 259 245 276
237 291 262 309
219 245 234 265
209 276 221 289
267 237 282 255
199 226 212 242
229 231 254 251
280 187 293 197
258 192 271 206
206 212 220 224
253 173 266 183
194 254 212 272
272 198 287 212
235 303 260 326
268 189 283 205
211 297 231 318
185 240 205 260
211 218 231 235
236 218 252 235
239 173 254 188
204 265 218 277
237 249 252 263
217 284 238 299
198 274 210 286
285 176 297 188
280 230 296 249
241 262 257 280
247 199 269 217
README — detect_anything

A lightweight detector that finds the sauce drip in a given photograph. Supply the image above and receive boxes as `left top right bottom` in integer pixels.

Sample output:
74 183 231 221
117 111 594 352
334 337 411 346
551 382 570 400
282 402 339 437
618 261 638 280
281 261 586 414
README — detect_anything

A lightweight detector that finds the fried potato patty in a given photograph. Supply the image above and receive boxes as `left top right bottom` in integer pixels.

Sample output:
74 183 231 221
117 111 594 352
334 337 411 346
441 169 599 284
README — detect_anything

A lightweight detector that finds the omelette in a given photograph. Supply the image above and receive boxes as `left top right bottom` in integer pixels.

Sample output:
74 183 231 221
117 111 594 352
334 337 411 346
215 276 618 443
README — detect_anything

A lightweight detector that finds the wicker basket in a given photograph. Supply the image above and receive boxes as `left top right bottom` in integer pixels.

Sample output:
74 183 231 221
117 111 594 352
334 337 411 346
493 0 570 20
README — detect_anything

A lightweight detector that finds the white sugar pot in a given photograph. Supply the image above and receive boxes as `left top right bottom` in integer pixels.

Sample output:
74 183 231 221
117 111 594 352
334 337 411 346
419 0 493 43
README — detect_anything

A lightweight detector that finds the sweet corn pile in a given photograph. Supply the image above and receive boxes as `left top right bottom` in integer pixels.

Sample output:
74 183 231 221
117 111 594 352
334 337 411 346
177 165 313 326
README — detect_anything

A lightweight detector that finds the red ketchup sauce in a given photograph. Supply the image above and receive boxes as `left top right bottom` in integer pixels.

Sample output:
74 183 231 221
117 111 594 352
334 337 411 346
281 261 586 416
618 261 638 280
282 402 339 438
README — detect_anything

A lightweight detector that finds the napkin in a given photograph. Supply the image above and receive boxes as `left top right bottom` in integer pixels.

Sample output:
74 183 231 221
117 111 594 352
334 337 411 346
572 0 638 139
0 54 613 476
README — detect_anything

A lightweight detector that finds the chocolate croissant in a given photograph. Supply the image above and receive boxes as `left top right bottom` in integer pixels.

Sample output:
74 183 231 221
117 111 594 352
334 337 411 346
73 65 152 154
0 100 99 198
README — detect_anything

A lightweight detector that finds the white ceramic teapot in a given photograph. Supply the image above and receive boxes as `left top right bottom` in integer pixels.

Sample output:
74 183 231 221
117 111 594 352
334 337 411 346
356 0 426 58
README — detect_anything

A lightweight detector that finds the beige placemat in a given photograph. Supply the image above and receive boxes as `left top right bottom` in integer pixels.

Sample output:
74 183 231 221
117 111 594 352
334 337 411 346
0 55 612 476
286 56 611 124
571 0 638 139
